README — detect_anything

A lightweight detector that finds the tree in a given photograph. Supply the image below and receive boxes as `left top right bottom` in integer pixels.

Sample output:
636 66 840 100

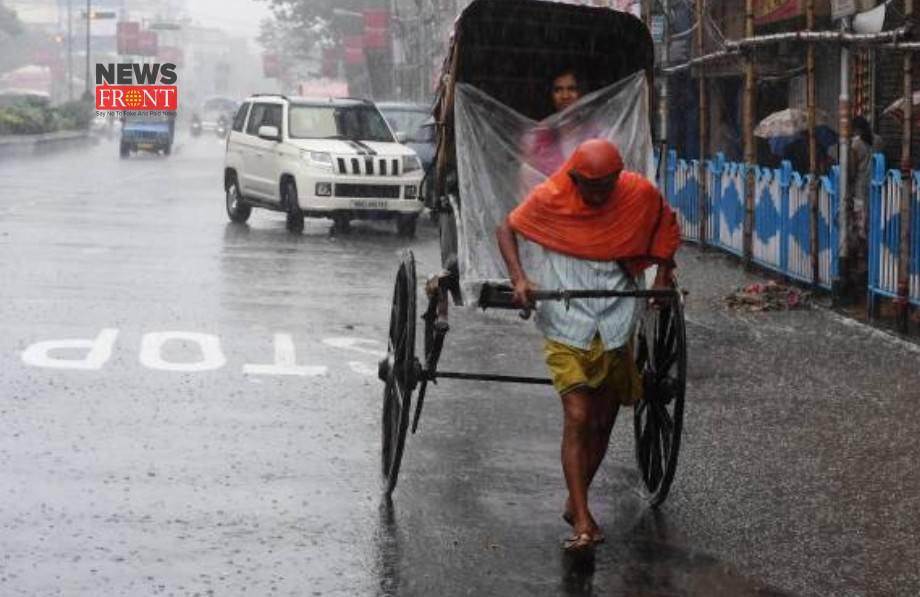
0 1 23 38
256 0 366 58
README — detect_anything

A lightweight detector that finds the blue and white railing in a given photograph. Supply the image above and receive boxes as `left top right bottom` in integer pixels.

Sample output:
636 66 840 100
868 154 920 307
665 150 839 289
665 152 701 242
710 155 746 257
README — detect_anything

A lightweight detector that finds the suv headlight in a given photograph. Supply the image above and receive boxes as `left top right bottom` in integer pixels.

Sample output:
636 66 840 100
402 155 422 174
302 150 333 170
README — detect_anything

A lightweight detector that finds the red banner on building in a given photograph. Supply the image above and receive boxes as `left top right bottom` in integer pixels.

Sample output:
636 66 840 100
344 35 365 65
754 0 830 25
117 21 140 54
137 31 158 56
363 9 389 50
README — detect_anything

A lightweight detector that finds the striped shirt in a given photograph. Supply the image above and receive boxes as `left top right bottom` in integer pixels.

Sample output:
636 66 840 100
533 248 642 351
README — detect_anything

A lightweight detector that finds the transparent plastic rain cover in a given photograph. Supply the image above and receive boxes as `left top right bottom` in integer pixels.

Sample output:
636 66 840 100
452 70 655 296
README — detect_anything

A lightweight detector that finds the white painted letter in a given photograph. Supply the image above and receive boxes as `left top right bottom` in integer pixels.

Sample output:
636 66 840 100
140 331 226 372
21 328 119 370
347 361 378 376
243 334 327 376
322 337 386 358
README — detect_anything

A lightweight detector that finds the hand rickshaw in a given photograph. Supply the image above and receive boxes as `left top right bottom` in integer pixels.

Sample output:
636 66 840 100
378 0 686 508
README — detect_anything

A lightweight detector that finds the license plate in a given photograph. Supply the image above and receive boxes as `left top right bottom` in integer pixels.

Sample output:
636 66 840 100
351 200 388 209
137 143 154 150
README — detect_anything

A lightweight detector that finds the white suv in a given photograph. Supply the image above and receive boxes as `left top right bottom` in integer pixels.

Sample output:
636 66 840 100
223 94 425 236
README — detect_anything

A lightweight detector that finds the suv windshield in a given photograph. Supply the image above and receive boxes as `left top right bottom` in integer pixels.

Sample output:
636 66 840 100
380 109 429 136
288 104 394 142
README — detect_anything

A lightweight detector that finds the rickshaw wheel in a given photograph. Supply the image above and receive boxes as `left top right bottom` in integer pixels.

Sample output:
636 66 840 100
381 251 418 496
632 295 686 508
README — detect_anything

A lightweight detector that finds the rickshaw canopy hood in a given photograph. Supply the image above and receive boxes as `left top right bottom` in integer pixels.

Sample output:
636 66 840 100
436 0 655 121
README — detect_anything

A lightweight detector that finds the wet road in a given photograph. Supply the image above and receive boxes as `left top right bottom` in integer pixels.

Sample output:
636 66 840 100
1 136 919 596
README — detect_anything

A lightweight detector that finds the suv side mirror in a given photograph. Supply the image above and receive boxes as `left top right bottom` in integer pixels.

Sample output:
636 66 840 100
395 131 408 144
258 125 280 141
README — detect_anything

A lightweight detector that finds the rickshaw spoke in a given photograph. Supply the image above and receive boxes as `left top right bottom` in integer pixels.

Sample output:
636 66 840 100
655 307 675 358
637 420 651 482
653 398 673 434
640 410 659 488
634 333 650 371
656 351 678 379
647 420 663 490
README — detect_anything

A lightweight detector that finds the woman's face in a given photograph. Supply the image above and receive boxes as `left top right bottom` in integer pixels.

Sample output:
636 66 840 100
551 73 580 112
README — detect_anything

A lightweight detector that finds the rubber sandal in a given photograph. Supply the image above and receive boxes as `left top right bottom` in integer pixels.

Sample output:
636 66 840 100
562 512 604 544
563 532 596 553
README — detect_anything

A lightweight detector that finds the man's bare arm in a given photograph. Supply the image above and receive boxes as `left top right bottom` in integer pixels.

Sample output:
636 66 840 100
496 218 536 307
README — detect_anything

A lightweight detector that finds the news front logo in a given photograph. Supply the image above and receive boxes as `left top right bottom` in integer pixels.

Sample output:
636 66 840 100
95 63 178 113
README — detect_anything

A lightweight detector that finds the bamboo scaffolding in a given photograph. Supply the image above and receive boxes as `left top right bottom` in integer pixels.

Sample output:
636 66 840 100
661 26 917 75
897 0 913 332
837 17 851 297
743 0 755 265
696 0 709 247
659 0 671 202
807 0 820 287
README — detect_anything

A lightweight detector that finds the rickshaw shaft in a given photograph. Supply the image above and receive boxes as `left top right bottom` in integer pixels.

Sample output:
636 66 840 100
427 370 553 385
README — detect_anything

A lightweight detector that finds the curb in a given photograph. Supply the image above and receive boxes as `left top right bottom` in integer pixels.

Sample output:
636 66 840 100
0 131 94 160
823 309 920 353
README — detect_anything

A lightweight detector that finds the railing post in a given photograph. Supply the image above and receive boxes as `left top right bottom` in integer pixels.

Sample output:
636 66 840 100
780 160 792 274
867 153 885 320
830 166 841 283
667 149 677 207
711 153 725 247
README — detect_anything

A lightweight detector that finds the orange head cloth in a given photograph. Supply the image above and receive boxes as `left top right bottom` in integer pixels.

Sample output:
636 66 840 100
568 138 624 179
508 139 680 275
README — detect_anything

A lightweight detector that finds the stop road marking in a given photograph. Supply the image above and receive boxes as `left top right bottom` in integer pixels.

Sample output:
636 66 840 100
19 329 383 377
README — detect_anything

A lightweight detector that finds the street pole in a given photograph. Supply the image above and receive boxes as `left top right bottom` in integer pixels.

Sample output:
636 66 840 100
837 17 851 301
695 0 709 247
743 0 756 265
658 0 670 145
419 1 427 102
67 0 73 101
807 0 820 286
897 0 913 332
659 0 670 200
84 0 91 99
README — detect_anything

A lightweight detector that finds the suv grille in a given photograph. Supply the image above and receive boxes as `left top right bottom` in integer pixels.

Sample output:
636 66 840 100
336 156 400 176
334 184 400 199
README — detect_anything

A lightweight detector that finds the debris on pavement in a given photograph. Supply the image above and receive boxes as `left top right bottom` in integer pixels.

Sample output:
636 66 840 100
724 281 813 311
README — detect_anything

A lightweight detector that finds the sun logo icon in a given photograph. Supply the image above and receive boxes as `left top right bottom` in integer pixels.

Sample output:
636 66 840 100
124 88 143 108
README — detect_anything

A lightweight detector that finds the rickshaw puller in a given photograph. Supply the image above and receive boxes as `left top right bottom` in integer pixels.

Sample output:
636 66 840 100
496 139 681 553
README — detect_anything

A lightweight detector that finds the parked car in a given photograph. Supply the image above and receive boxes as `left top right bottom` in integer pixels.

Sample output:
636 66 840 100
120 113 174 158
191 96 239 138
377 102 437 205
223 94 425 236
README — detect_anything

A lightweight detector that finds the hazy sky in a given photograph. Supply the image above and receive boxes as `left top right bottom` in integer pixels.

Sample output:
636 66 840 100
179 0 272 40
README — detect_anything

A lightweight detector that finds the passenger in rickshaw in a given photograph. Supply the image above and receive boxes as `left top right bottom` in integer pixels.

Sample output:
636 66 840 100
496 139 681 553
526 68 597 177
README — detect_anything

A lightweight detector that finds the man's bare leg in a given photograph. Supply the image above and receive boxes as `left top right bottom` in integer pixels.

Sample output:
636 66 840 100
561 389 600 536
564 389 619 523
587 391 619 483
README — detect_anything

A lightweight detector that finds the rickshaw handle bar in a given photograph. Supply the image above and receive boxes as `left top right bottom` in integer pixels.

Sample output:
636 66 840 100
480 287 679 310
